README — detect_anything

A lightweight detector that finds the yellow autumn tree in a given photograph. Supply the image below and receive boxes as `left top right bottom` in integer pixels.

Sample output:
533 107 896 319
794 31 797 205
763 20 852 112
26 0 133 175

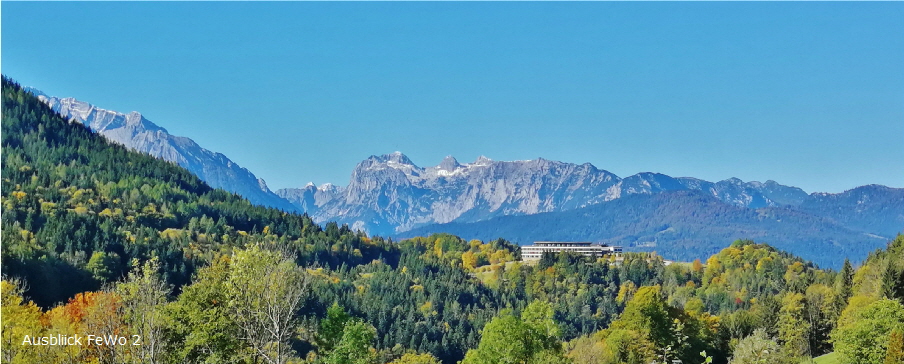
462 251 478 270
2 279 43 363
390 352 442 364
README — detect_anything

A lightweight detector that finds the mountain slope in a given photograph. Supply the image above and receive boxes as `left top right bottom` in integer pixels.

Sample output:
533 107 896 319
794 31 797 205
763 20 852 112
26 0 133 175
5 77 900 363
399 190 895 268
4 79 334 306
279 153 625 235
278 152 893 242
29 88 298 212
1 79 520 362
797 185 904 237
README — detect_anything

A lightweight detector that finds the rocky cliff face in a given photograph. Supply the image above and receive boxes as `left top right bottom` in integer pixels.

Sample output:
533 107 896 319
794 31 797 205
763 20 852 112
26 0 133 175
276 183 344 216
278 152 822 236
32 90 298 212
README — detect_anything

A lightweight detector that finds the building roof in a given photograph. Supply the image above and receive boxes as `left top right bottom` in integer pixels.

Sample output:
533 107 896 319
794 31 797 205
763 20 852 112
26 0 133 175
533 241 599 247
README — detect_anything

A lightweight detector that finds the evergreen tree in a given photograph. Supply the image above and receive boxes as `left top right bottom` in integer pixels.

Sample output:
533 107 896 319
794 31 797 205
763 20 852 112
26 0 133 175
835 258 854 312
537 251 556 270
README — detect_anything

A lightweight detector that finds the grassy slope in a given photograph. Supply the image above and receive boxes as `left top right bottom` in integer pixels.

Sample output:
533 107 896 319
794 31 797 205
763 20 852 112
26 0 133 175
812 352 840 364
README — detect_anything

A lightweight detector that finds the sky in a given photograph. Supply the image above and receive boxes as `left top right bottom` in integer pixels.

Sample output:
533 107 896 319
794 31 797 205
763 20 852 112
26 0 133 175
3 2 903 193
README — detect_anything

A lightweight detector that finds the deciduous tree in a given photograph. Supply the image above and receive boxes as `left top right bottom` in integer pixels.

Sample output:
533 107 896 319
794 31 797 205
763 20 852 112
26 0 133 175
116 257 171 364
832 298 904 364
225 245 309 364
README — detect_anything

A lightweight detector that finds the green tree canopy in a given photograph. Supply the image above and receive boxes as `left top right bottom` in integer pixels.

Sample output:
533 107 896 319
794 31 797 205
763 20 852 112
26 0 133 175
832 298 904 364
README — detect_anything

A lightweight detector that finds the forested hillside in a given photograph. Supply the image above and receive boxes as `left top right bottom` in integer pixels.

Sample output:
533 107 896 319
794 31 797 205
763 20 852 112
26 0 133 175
3 77 903 364
400 190 896 269
33 89 299 211
1 77 387 307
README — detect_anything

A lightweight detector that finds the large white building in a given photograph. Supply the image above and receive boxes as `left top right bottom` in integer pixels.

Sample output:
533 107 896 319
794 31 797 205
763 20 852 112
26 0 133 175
521 241 623 261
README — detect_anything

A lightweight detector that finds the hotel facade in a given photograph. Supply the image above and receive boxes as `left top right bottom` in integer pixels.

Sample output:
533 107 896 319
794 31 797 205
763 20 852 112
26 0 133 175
521 241 623 261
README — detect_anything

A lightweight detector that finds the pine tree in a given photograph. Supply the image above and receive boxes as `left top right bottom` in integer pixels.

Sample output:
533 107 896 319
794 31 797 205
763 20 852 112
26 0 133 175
537 251 556 270
835 259 854 312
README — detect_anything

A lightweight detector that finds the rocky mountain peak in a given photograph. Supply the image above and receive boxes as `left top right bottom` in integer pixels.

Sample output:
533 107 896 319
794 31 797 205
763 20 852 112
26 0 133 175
473 155 493 166
438 155 461 171
363 152 417 168
23 86 47 98
386 151 414 165
319 183 341 192
35 90 299 212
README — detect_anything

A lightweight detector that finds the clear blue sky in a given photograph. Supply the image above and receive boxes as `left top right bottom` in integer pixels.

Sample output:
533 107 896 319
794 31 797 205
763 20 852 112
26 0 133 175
3 2 902 193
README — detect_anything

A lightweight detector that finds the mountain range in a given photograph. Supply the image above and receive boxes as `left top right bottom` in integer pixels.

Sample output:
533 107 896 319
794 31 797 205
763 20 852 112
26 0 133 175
29 88 903 266
27 87 298 212
277 152 901 267
276 152 900 234
399 187 903 268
